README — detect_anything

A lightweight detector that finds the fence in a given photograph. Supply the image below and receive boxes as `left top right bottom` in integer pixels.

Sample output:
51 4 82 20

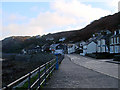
2 55 64 90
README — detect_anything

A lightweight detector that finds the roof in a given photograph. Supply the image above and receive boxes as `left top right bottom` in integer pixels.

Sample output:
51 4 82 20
50 44 59 48
67 44 75 46
110 29 120 38
95 30 111 34
85 35 101 45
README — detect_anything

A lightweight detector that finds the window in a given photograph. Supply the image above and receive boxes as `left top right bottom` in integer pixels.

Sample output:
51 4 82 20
111 38 113 44
115 46 119 53
119 46 120 53
106 47 108 52
101 39 105 45
98 40 100 45
114 31 116 35
110 46 114 53
117 37 119 44
114 38 116 44
97 47 100 52
101 47 105 52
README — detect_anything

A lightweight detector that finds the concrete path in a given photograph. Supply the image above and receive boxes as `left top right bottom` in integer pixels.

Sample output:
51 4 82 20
45 55 118 88
67 54 119 79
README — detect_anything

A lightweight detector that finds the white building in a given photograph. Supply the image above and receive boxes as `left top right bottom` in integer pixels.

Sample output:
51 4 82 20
80 41 97 56
35 35 41 39
46 37 54 41
59 37 66 42
50 44 64 54
97 37 109 53
67 44 76 54
80 30 111 56
110 29 120 54
22 49 27 54
79 41 86 47
96 30 111 53
79 41 86 56
87 41 97 54
81 44 87 56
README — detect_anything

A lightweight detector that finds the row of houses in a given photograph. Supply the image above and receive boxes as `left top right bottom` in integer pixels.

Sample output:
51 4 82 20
21 29 120 56
80 29 120 56
46 36 66 42
21 43 77 55
49 43 78 54
21 45 41 54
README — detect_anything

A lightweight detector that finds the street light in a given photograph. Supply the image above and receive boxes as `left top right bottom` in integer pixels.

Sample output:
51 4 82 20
55 53 59 70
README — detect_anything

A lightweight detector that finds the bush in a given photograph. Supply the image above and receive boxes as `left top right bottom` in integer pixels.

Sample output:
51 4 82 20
86 53 113 59
113 55 120 61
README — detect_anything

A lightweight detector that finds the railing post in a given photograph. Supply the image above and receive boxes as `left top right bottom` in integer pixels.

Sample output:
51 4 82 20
55 54 59 70
28 72 31 90
38 66 41 88
4 86 8 90
48 62 50 79
44 63 47 86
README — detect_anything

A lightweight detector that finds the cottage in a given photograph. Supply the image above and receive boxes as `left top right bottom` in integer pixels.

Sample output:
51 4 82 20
80 40 97 56
21 45 41 54
50 44 59 53
67 44 77 54
79 41 86 47
54 44 65 54
59 37 66 42
81 43 87 56
42 44 50 52
21 49 27 54
87 41 97 54
50 44 65 54
35 35 41 39
80 30 111 56
79 41 86 55
110 29 120 54
46 37 54 41
96 30 111 53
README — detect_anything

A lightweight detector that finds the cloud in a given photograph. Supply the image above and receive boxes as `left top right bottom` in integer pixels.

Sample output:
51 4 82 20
3 23 44 37
51 0 111 22
29 12 77 29
3 11 77 37
30 6 38 12
0 9 2 15
3 0 112 39
104 0 119 13
8 14 27 22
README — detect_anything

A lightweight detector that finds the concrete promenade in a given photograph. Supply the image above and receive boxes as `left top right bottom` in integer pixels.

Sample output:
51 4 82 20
45 54 119 88
67 54 119 79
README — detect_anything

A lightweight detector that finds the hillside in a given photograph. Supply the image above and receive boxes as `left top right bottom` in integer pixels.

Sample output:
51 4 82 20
2 36 31 53
2 12 120 53
46 12 120 42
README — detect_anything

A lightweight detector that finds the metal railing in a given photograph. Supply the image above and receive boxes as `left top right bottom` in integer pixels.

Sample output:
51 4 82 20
2 55 63 90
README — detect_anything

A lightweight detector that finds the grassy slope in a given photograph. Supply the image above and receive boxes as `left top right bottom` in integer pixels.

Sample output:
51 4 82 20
2 52 55 87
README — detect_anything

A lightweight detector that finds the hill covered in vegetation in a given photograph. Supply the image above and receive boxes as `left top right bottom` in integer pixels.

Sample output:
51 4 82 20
2 12 120 53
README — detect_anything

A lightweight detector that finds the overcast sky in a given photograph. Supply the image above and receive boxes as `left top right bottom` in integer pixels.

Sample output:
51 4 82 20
1 0 119 40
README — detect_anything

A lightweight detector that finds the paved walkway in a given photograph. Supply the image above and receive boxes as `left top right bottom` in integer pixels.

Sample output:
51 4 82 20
67 54 119 79
45 55 118 88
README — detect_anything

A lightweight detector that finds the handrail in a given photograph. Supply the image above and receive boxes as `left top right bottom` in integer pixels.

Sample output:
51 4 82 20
2 55 64 89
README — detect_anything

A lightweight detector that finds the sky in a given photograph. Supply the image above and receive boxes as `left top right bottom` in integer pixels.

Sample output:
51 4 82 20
1 0 119 40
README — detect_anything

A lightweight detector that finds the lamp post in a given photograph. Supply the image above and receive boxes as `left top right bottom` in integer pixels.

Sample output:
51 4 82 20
55 53 59 70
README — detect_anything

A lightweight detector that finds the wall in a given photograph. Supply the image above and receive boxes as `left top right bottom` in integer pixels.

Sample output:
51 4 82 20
87 42 96 53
